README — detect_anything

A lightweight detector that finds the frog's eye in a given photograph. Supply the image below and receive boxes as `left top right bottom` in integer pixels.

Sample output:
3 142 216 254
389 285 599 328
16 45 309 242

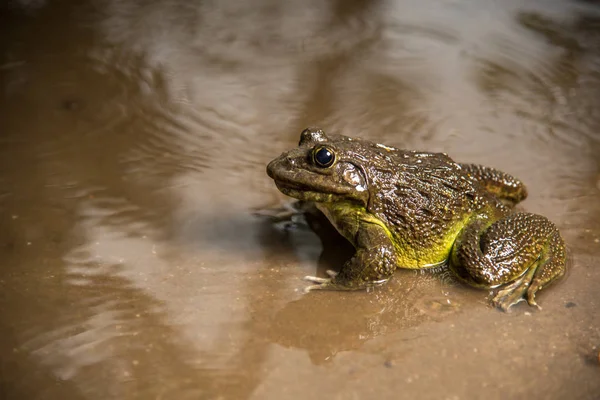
313 146 335 168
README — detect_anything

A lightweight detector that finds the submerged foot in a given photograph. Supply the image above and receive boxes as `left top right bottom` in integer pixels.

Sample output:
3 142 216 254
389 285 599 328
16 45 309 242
303 271 339 292
303 270 389 293
491 267 540 312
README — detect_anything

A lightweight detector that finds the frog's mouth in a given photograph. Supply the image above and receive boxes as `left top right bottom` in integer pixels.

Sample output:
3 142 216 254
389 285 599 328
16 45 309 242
273 180 307 193
273 179 349 202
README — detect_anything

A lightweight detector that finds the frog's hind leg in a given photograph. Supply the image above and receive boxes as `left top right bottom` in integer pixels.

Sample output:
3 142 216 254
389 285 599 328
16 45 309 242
450 213 566 311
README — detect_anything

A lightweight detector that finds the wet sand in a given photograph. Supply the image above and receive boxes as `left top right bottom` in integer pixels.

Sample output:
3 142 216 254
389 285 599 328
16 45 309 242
0 0 599 399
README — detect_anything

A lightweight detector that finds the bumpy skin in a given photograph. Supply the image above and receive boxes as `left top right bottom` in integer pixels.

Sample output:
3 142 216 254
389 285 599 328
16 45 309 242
266 128 566 311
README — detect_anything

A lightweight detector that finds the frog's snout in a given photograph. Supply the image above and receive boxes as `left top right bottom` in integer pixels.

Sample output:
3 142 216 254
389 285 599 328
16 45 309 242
266 159 276 179
266 156 287 179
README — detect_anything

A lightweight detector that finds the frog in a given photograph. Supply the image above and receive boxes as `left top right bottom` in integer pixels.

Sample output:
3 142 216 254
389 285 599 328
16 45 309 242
266 127 567 311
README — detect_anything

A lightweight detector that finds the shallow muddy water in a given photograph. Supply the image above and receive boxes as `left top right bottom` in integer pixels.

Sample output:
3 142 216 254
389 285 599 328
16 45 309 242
1 0 599 399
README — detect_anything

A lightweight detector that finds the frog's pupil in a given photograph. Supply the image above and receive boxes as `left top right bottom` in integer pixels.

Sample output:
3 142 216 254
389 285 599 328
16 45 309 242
315 147 334 167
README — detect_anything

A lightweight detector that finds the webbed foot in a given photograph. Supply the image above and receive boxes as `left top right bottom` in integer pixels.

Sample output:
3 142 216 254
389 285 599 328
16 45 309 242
491 266 541 312
303 270 339 292
302 270 389 292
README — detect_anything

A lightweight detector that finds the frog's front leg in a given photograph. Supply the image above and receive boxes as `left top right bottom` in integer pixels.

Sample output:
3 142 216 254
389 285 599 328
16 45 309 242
304 222 396 292
450 213 566 311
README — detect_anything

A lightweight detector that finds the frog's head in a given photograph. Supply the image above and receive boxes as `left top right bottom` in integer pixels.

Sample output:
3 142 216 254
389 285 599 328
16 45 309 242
266 128 370 206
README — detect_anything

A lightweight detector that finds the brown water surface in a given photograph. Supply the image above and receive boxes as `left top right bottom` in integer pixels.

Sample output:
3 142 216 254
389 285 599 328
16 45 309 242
1 0 599 399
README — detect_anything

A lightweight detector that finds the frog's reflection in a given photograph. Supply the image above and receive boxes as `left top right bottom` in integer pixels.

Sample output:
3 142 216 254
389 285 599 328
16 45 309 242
266 279 465 364
255 205 471 364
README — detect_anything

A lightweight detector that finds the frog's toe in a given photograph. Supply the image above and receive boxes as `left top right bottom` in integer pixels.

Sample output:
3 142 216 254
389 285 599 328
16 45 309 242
325 270 338 278
304 284 326 292
491 287 526 312
527 297 542 310
303 276 333 293
526 283 543 310
303 275 331 284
